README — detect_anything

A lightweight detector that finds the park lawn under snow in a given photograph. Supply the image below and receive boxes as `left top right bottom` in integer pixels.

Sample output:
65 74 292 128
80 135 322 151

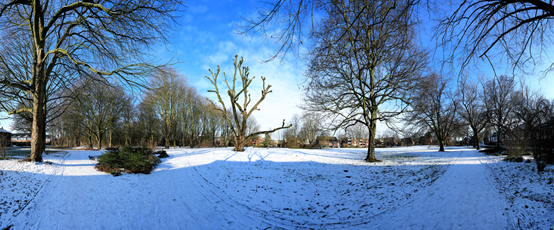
0 146 553 229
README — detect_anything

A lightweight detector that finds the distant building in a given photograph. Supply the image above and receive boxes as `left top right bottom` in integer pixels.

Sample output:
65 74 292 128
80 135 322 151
0 128 11 147
11 132 52 146
248 136 263 147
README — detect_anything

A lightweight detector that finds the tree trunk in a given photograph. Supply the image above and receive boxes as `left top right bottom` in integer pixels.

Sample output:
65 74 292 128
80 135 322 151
97 135 102 150
365 119 379 162
439 140 445 152
213 130 216 147
109 130 112 148
234 135 245 151
496 129 501 149
30 92 46 162
475 132 481 150
29 0 47 162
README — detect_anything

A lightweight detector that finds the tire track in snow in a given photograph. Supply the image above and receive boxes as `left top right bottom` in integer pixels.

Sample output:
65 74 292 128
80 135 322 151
187 149 458 229
369 150 512 229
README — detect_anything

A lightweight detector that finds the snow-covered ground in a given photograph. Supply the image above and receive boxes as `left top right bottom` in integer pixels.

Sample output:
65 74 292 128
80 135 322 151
0 146 552 229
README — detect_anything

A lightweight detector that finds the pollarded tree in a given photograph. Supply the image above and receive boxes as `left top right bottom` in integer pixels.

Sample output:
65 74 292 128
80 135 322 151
302 0 428 161
205 55 291 151
0 0 182 161
406 73 460 152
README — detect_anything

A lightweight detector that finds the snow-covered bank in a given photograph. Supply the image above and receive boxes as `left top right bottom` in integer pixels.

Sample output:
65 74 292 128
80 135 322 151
483 155 554 229
0 146 552 229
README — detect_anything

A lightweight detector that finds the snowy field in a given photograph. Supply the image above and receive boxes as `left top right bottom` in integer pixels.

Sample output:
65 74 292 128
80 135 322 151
0 146 553 229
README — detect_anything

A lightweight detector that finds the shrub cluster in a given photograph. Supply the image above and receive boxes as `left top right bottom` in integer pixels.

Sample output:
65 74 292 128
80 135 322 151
503 155 524 163
95 146 161 176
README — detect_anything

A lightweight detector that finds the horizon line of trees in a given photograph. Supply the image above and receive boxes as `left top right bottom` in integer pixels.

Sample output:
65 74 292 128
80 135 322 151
11 67 270 150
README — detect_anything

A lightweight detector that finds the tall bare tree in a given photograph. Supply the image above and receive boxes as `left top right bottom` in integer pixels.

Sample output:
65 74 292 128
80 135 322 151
137 99 160 148
302 0 427 161
205 55 291 151
346 123 369 140
0 0 182 161
512 85 553 172
483 75 518 149
74 81 130 150
457 75 488 149
406 73 459 152
299 112 323 144
145 67 185 149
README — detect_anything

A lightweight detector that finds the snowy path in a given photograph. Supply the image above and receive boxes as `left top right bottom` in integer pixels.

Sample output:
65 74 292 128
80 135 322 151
371 149 511 229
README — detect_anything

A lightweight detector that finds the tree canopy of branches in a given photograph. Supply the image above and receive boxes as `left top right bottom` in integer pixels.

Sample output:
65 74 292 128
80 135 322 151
302 0 427 161
0 0 182 161
205 55 291 151
437 0 554 75
406 73 459 152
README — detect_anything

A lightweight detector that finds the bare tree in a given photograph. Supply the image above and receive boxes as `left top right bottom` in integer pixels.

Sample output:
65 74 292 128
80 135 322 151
457 75 489 149
346 123 369 140
0 0 182 161
178 85 201 147
436 0 554 75
137 99 160 149
406 73 460 152
145 67 185 149
74 81 130 150
283 114 301 147
513 86 554 172
205 55 291 151
483 75 518 149
299 112 322 144
302 0 427 161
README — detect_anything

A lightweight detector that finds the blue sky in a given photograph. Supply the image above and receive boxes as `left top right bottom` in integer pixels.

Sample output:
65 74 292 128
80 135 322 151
2 1 553 135
164 0 306 131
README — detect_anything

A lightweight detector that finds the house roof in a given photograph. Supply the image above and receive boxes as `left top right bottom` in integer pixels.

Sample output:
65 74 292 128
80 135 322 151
0 128 11 134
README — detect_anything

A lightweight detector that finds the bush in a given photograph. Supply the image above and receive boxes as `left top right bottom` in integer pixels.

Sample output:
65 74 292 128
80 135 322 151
154 150 169 158
479 147 504 155
95 146 161 176
503 155 524 163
